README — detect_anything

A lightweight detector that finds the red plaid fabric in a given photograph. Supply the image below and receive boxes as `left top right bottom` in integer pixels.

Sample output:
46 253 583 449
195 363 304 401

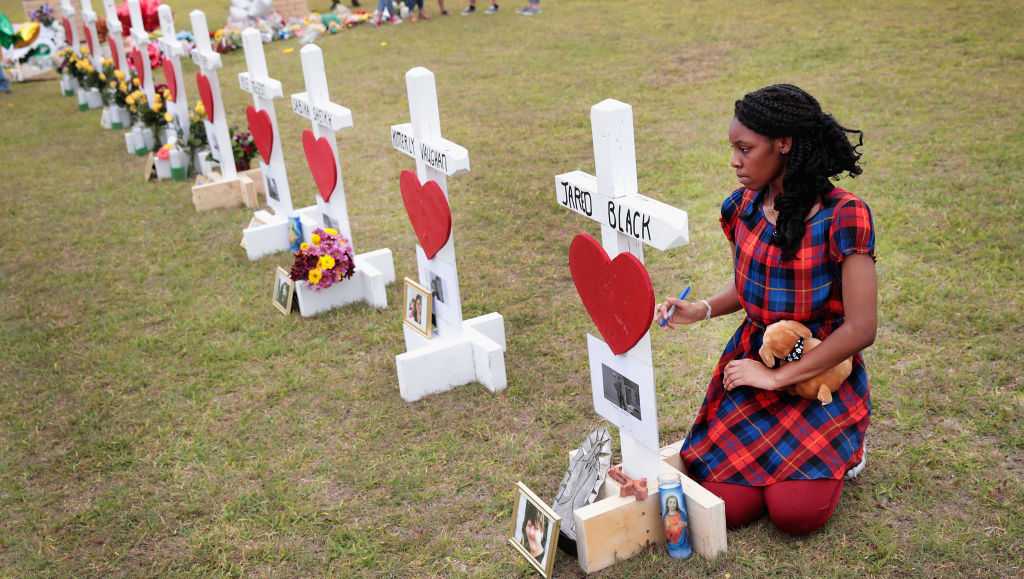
680 186 875 485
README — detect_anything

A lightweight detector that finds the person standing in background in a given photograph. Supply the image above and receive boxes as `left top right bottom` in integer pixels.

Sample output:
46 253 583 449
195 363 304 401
462 0 498 15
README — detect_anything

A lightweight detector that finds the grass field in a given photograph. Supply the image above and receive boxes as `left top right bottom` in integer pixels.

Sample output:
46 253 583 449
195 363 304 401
1 0 1022 576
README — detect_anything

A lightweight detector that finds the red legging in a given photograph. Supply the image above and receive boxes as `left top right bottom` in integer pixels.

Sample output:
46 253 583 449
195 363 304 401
702 479 844 535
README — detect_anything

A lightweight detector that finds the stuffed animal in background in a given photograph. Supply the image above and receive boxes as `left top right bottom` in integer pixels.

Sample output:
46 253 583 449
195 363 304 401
759 320 852 405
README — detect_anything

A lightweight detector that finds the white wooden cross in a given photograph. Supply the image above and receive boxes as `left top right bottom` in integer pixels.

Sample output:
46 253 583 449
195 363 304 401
128 0 155 105
240 27 293 217
157 4 188 140
556 99 689 484
390 66 507 402
287 44 394 315
290 43 356 247
190 9 237 179
59 0 81 56
101 0 127 72
78 0 102 69
238 27 296 260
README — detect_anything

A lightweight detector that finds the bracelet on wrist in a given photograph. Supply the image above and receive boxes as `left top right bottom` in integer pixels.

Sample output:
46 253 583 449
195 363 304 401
700 299 712 321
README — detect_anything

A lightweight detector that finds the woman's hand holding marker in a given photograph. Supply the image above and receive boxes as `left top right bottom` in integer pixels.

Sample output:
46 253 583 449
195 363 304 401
656 286 705 329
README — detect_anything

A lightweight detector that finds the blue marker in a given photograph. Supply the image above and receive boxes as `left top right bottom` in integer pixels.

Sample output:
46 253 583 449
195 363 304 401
659 286 691 327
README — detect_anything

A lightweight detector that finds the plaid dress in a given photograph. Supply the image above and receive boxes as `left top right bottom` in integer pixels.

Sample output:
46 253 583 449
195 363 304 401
680 186 876 485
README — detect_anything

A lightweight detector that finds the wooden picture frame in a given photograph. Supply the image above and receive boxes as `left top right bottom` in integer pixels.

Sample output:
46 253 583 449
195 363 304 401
403 277 433 337
509 481 561 578
272 266 295 315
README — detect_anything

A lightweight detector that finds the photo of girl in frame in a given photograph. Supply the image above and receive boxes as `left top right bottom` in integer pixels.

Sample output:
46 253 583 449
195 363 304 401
509 482 560 577
403 278 432 337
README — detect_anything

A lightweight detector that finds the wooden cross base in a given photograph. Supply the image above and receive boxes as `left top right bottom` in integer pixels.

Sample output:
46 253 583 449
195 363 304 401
572 440 727 574
396 313 507 402
191 172 258 212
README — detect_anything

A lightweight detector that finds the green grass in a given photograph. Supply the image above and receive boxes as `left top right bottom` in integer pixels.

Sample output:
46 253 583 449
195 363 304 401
1 0 1022 576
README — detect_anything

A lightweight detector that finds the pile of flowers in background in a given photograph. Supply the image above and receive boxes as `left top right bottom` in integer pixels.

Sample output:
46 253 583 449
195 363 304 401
289 228 356 290
230 128 258 170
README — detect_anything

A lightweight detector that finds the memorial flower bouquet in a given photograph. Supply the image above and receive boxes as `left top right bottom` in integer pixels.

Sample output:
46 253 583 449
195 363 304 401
289 228 356 290
230 128 258 171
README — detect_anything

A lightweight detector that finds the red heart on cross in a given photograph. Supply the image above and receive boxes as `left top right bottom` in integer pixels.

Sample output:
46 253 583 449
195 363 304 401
108 36 120 70
84 26 94 55
399 170 452 259
196 72 214 122
162 59 177 101
301 129 337 203
61 17 71 45
130 47 145 84
568 232 655 355
246 106 274 165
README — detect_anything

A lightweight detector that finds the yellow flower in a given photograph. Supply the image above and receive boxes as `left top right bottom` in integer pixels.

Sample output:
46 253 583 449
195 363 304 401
114 69 125 81
132 77 140 87
125 94 135 105
311 233 321 245
308 268 323 284
194 102 205 117
300 242 310 251
324 227 338 236
109 81 116 89
118 81 128 92
99 73 106 81
164 112 173 122
318 255 335 270
152 101 162 112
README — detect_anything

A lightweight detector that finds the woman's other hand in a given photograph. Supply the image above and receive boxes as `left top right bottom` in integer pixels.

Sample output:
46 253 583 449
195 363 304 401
723 359 782 391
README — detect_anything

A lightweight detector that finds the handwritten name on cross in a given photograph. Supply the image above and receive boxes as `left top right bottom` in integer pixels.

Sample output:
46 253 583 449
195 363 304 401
60 0 81 56
157 5 188 140
101 0 126 71
557 99 689 483
290 44 355 246
190 9 237 179
391 67 471 336
79 0 102 68
239 27 293 216
128 0 155 104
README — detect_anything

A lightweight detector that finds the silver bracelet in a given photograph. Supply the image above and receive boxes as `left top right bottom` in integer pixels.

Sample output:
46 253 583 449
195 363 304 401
700 299 712 321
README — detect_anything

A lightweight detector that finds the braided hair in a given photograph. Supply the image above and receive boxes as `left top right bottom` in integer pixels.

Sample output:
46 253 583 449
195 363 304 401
734 84 864 259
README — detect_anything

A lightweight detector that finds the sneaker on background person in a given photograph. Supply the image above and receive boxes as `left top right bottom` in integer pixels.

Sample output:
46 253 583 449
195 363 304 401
517 1 540 15
484 3 498 13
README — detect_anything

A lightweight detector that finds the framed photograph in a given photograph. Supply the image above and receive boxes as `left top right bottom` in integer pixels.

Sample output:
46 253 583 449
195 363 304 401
403 277 433 338
509 482 560 577
272 266 295 315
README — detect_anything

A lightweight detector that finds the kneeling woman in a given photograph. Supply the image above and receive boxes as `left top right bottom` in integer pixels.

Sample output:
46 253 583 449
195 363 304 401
657 84 877 535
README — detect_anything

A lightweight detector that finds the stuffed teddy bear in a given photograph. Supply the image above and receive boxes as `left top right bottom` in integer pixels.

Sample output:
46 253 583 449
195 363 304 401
758 320 852 405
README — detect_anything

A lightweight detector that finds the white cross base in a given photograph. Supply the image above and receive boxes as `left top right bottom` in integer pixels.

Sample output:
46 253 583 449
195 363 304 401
287 44 394 315
391 67 506 402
